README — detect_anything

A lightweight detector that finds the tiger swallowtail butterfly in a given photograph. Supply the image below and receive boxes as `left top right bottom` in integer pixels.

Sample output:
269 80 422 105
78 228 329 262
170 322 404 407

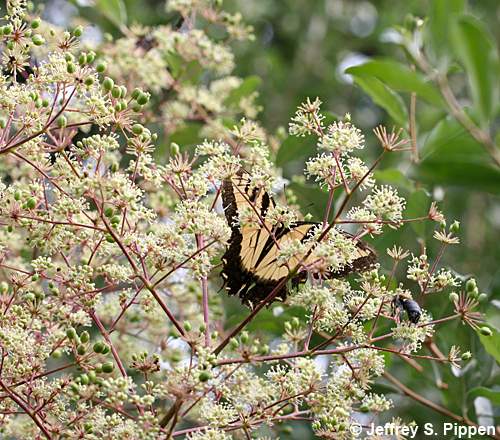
220 172 376 307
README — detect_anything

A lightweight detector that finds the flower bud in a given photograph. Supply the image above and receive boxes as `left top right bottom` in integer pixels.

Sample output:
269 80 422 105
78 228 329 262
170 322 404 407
183 321 192 331
78 53 87 65
104 207 114 217
240 331 249 344
80 331 90 343
111 85 121 99
449 292 459 303
96 62 107 73
131 88 141 100
478 293 488 303
31 18 41 29
84 76 94 86
229 338 239 349
132 124 144 135
136 93 149 105
450 220 460 233
31 34 45 46
101 344 110 355
52 349 62 358
26 197 37 209
57 115 67 128
102 362 114 373
102 77 114 91
198 371 211 382
465 279 477 292
66 327 77 339
93 341 105 353
479 327 492 336
77 344 86 355
461 351 472 361
73 25 83 37
2 25 13 35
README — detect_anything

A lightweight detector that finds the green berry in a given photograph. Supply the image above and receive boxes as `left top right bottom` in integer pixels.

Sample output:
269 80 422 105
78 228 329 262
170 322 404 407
104 207 114 217
3 24 13 35
110 215 121 225
102 77 114 91
183 321 192 331
86 52 95 63
0 118 6 129
57 115 67 128
31 34 45 46
240 331 249 344
111 86 121 99
478 293 488 303
198 371 211 382
229 338 239 349
102 362 114 373
26 197 37 209
84 76 94 86
80 331 90 343
96 62 107 73
77 344 86 355
479 327 493 336
66 327 77 340
131 88 141 100
31 18 41 29
73 26 83 37
132 124 144 135
449 292 459 303
52 349 62 359
93 341 105 353
79 374 89 385
0 281 8 294
105 234 115 243
466 279 477 292
136 93 149 106
101 344 110 355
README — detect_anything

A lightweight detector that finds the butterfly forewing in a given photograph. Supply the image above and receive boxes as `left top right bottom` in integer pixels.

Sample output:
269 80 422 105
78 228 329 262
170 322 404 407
221 173 376 305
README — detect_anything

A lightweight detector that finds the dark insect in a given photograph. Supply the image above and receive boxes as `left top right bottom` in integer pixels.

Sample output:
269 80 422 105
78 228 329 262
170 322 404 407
393 296 422 324
135 35 158 52
220 172 377 307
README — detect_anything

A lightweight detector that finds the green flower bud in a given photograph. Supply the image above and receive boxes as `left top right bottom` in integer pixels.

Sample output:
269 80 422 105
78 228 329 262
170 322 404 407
77 344 86 355
96 62 107 73
80 331 90 343
102 77 114 91
31 274 39 281
478 293 488 303
104 207 114 217
136 93 149 105
26 197 37 209
67 62 76 74
0 118 6 129
260 344 270 355
450 220 460 233
52 349 62 359
131 88 141 100
132 124 144 135
84 76 94 86
479 327 492 336
57 115 67 128
105 234 115 243
15 190 23 200
111 85 121 99
110 215 121 225
120 86 127 98
66 327 77 339
93 341 105 353
95 363 103 373
101 344 110 355
0 281 9 293
88 370 97 382
449 292 459 303
102 362 114 373
229 338 239 349
461 351 472 361
3 25 13 35
24 292 35 302
31 34 45 46
79 374 89 385
78 53 87 65
183 321 192 331
84 422 93 433
86 52 95 63
170 143 180 156
466 279 477 292
119 99 127 111
198 371 211 382
240 331 249 344
31 18 41 29
41 98 49 107
73 25 83 37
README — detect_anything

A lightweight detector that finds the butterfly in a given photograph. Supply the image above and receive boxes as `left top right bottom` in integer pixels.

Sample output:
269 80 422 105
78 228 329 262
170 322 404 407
220 172 376 307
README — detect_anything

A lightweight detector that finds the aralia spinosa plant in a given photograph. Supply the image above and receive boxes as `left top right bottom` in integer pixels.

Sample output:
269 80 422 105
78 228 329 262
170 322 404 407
0 1 496 439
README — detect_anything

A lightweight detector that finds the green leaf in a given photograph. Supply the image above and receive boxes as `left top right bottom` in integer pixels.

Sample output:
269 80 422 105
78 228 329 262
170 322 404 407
467 387 500 406
405 189 430 237
351 76 408 127
346 60 445 108
451 16 500 122
225 76 262 106
95 0 127 28
373 168 415 192
415 115 500 193
276 112 337 167
478 325 500 364
426 0 465 64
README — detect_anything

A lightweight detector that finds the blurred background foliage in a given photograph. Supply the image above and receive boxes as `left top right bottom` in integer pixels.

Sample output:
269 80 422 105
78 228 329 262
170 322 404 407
7 0 500 437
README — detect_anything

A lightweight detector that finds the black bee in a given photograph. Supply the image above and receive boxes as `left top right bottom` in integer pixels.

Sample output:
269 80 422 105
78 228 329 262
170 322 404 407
392 296 422 324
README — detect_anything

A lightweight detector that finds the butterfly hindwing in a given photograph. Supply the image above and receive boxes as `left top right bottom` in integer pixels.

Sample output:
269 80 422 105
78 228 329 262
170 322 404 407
221 173 376 306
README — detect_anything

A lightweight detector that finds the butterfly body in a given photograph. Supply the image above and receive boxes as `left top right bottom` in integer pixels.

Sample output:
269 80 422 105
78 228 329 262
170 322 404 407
220 173 376 306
